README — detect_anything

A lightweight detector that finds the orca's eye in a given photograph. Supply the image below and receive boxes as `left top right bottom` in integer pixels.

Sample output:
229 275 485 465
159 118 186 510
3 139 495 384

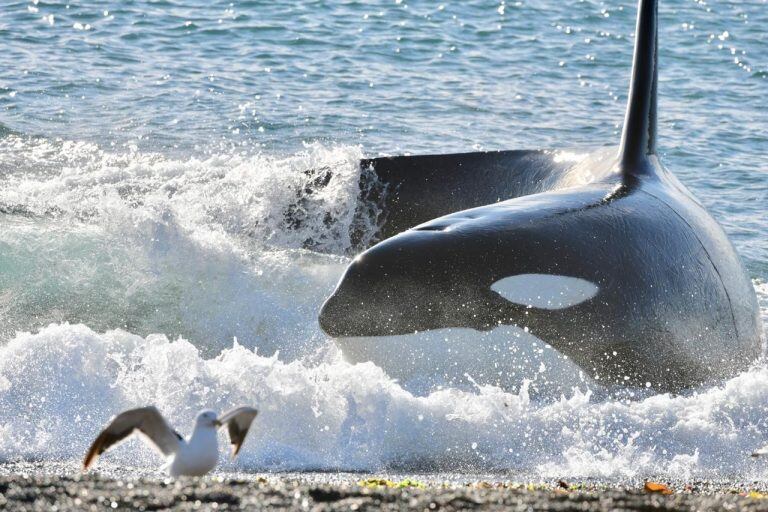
491 274 599 309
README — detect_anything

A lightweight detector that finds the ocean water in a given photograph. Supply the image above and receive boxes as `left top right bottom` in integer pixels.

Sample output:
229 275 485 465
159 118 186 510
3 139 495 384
0 0 766 479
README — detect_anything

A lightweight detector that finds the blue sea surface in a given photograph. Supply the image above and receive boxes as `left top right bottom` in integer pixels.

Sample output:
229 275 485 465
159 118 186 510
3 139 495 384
0 0 766 478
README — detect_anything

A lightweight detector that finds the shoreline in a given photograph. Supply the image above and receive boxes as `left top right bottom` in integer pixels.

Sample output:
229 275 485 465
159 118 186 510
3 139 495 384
3 463 768 511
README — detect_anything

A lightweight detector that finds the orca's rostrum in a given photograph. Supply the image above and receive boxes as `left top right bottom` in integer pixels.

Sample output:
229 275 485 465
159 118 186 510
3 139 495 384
318 0 763 392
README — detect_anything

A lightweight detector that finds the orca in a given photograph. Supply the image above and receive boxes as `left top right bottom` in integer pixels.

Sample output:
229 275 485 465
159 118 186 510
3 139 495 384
318 0 763 392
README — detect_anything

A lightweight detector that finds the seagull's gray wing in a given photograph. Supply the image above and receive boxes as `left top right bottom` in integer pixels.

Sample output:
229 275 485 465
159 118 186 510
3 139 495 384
83 406 182 470
218 406 258 458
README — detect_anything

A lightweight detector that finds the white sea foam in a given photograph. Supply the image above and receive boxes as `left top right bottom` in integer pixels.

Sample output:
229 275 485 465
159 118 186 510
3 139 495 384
1 322 768 479
0 136 371 356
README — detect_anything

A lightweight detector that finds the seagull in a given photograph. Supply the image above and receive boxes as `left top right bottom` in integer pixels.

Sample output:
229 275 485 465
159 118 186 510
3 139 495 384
753 445 768 458
83 406 258 477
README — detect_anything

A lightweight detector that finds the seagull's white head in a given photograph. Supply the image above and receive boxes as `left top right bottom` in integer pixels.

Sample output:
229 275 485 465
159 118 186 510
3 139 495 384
196 410 219 428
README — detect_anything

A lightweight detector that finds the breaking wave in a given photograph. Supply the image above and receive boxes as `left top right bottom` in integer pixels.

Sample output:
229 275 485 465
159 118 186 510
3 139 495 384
1 323 768 479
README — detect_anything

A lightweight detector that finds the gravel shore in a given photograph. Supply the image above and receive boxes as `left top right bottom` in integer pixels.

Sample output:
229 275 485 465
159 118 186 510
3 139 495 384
3 462 768 511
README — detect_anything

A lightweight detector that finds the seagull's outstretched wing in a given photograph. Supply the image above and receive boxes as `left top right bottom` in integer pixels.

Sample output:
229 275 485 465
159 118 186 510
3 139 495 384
218 406 258 458
753 445 768 457
83 406 182 470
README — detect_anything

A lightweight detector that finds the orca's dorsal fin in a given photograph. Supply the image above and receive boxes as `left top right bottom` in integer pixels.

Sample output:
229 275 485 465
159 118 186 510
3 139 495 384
618 0 658 177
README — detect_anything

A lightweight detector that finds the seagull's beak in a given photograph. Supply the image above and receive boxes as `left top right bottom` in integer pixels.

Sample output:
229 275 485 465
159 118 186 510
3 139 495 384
214 420 222 427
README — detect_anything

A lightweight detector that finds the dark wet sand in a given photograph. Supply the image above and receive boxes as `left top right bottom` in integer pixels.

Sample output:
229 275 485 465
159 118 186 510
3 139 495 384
3 462 768 511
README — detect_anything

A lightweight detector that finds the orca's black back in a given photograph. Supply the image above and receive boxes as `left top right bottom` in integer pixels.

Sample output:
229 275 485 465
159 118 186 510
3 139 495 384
360 150 572 241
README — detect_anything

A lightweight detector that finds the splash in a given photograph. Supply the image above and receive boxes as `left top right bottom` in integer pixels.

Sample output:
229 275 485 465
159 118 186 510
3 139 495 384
0 136 376 355
0 135 374 254
1 323 768 479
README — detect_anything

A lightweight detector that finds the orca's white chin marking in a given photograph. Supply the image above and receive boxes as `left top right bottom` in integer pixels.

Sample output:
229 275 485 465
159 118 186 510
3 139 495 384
334 325 592 396
491 274 599 309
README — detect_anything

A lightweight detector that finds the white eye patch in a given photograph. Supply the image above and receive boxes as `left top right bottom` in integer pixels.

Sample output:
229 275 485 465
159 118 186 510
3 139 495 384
491 274 599 309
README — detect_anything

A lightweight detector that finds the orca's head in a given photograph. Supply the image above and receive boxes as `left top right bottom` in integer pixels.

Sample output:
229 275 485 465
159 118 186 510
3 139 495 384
319 229 502 337
319 188 607 339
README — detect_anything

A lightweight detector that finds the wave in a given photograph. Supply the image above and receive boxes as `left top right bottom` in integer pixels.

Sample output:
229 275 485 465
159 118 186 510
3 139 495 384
0 136 376 355
0 135 376 254
1 322 768 479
